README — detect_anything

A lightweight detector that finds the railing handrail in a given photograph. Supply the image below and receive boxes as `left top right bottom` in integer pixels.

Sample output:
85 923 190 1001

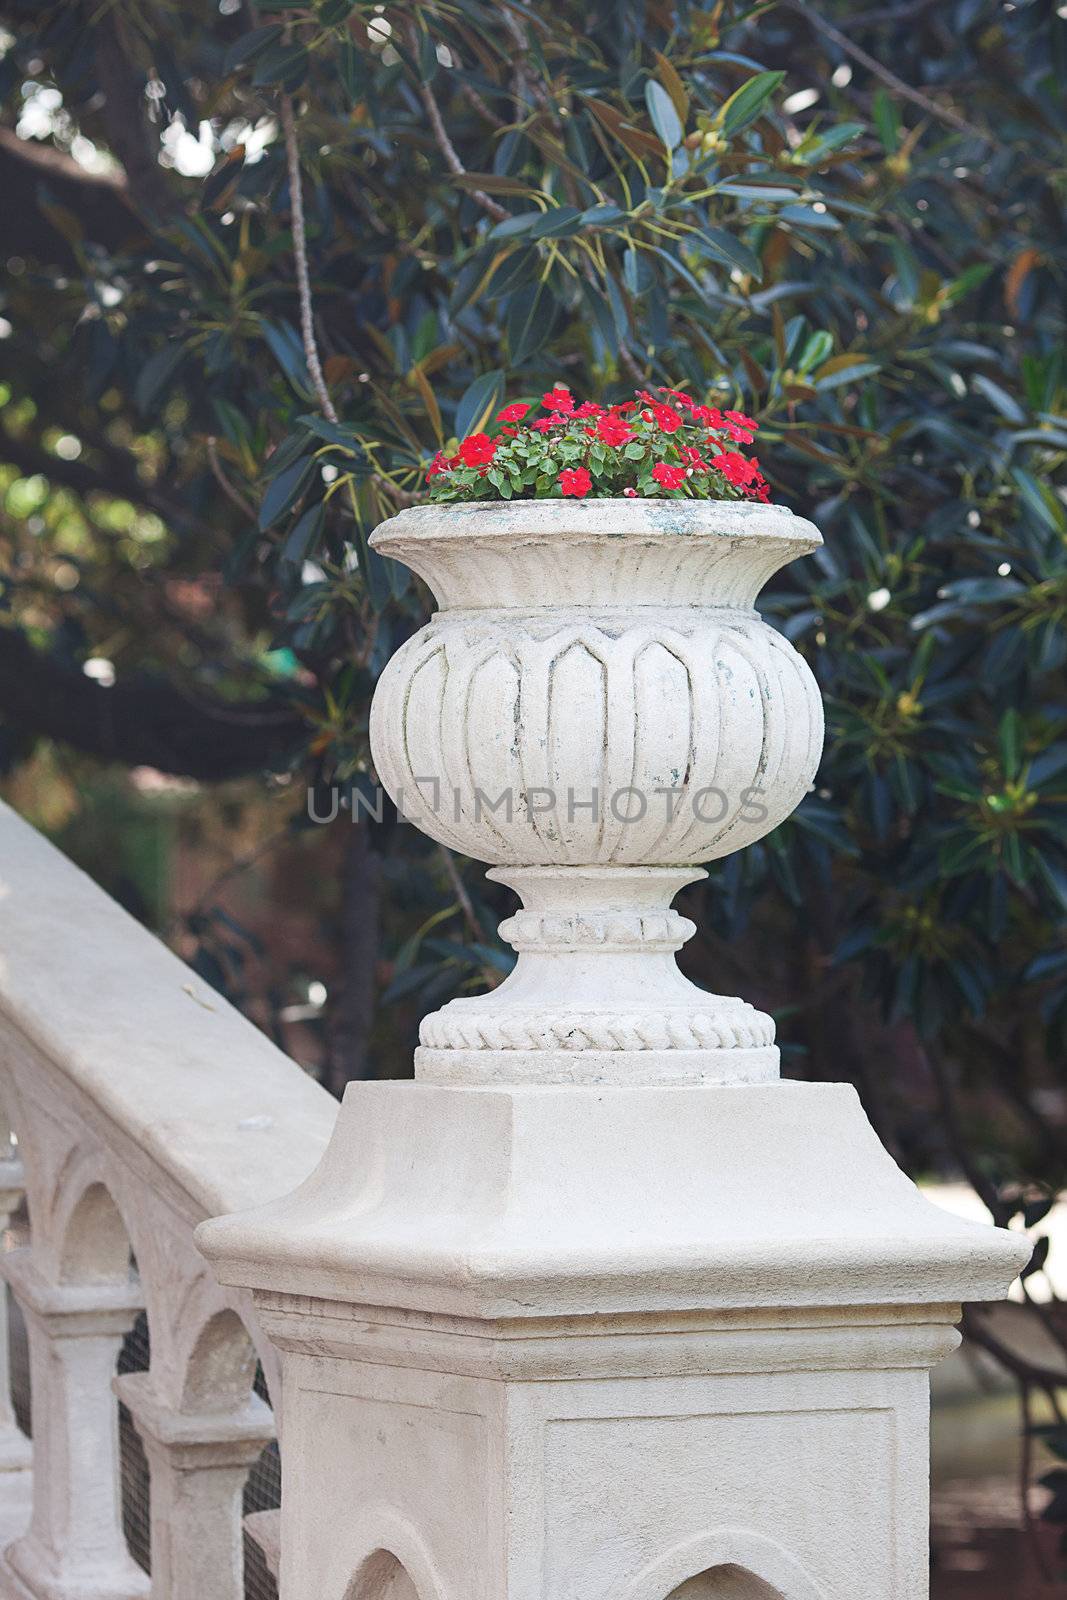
0 800 335 1218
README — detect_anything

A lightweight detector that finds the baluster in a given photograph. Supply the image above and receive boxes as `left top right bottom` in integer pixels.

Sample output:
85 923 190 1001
115 1371 273 1600
0 1246 148 1599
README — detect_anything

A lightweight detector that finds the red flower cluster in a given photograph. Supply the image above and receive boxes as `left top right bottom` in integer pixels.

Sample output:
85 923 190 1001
425 383 772 504
652 462 687 490
458 432 497 468
559 466 592 498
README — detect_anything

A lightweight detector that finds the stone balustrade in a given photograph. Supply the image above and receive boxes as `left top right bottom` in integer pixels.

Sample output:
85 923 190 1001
0 800 336 1600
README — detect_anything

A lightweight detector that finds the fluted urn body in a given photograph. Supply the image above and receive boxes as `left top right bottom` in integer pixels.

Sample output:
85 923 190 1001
369 500 822 1086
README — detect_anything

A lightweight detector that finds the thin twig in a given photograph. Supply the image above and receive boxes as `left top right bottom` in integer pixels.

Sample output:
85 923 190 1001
206 436 255 518
437 843 483 944
780 0 992 145
280 92 339 424
283 96 423 511
461 81 507 131
408 27 509 224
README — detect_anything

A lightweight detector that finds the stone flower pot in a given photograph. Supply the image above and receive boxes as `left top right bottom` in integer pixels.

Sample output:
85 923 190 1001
369 498 822 1087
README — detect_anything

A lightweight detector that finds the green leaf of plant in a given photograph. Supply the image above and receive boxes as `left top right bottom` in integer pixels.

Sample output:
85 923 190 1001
691 226 763 281
223 24 282 73
454 370 505 440
797 330 834 374
526 206 584 239
714 71 785 139
645 79 683 151
134 343 185 415
280 501 325 566
258 456 315 531
507 282 557 365
251 40 309 90
872 87 899 153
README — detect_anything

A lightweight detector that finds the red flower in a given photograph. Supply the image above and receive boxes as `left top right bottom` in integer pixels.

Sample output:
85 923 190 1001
726 420 756 445
652 462 686 490
660 387 696 409
542 386 575 415
459 432 497 467
651 404 684 434
695 406 725 431
597 413 635 447
727 409 758 431
559 466 592 498
425 451 450 480
623 486 639 498
679 445 707 469
497 402 531 423
574 400 605 418
531 417 558 432
710 450 758 488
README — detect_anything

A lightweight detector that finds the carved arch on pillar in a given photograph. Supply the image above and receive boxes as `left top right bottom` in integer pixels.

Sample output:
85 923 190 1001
618 1529 828 1600
57 1177 136 1285
179 1307 258 1413
344 1506 446 1600
348 1551 420 1600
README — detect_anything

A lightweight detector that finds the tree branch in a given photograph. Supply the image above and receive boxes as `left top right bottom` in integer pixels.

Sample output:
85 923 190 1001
407 34 510 225
780 0 992 145
280 93 339 425
0 128 142 262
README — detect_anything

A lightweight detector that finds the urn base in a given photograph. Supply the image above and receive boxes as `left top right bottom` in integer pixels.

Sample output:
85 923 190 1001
417 865 780 1087
415 1042 778 1087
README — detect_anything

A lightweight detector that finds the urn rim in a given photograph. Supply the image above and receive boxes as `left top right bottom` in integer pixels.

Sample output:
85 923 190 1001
370 496 821 557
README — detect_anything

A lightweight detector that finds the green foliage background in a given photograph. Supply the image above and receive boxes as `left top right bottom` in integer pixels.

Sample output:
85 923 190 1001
1 0 1066 1438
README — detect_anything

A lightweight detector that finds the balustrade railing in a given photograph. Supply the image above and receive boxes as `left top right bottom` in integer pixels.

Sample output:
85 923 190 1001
0 800 336 1600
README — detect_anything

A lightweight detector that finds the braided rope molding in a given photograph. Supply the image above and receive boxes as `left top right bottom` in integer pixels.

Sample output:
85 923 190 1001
419 1005 775 1053
498 909 696 953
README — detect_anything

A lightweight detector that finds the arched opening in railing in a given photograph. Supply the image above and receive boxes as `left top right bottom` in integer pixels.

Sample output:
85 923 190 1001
58 1180 135 1286
182 1307 258 1412
666 1569 785 1599
348 1549 422 1600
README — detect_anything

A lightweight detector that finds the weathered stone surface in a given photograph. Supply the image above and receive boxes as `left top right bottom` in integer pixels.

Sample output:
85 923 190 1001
370 501 823 1087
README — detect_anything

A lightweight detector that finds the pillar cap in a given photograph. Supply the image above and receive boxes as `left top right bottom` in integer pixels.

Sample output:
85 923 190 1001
197 1080 1029 1322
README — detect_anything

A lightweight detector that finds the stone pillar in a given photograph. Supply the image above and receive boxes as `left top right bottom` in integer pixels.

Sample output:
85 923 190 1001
0 1154 31 1474
115 1372 274 1600
197 501 1028 1600
0 1249 148 1600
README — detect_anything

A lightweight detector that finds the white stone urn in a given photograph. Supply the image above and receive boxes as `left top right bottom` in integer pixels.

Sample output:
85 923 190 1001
369 499 823 1087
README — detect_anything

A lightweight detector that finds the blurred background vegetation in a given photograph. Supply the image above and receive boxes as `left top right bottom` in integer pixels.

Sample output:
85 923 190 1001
0 0 1065 1586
